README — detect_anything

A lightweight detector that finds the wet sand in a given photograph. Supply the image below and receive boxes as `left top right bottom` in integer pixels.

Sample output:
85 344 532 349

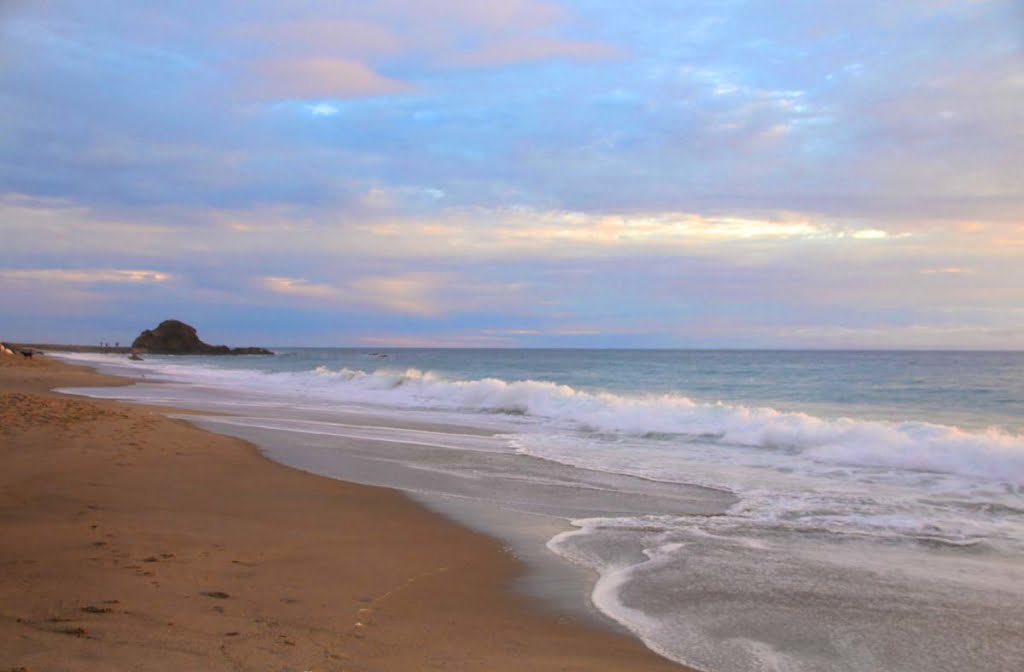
0 354 691 671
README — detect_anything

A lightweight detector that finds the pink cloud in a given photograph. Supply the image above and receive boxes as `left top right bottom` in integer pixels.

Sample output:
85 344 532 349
235 19 404 57
372 0 567 32
246 57 414 99
445 36 622 67
229 0 621 100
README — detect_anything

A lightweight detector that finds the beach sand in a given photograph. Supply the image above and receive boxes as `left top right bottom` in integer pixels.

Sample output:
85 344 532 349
0 354 690 671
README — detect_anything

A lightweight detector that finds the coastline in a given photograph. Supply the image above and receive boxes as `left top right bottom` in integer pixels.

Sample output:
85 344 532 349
0 354 692 671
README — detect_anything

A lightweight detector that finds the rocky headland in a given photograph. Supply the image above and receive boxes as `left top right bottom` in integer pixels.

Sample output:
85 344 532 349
131 320 272 355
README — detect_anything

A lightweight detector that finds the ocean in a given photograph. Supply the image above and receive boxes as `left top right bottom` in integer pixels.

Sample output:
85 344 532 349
56 348 1024 672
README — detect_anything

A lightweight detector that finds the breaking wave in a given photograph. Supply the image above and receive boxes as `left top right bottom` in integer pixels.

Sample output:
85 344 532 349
304 367 1024 485
56 354 1024 486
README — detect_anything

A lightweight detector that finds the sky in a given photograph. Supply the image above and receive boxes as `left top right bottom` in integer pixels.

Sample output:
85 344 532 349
1 0 1022 349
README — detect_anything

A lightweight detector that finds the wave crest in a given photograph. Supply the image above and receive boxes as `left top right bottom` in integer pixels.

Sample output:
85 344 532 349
305 367 1024 484
64 353 1024 486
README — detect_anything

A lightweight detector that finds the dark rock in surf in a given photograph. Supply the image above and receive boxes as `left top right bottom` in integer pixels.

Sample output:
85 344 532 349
131 320 272 356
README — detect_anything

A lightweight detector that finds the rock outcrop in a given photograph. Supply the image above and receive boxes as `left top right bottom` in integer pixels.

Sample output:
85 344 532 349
131 320 272 356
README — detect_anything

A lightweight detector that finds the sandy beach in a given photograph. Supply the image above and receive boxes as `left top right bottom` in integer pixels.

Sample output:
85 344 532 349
0 353 690 671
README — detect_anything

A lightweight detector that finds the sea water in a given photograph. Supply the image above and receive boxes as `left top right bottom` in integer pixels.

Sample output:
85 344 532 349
56 349 1024 672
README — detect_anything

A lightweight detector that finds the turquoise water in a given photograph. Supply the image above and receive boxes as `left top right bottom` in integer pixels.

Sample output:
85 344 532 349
58 348 1024 672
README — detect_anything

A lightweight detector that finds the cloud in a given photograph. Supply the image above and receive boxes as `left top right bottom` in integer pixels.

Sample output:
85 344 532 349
378 0 568 31
245 58 413 100
0 266 175 323
1 1 1022 348
5 0 1019 221
262 276 340 299
480 328 543 336
0 268 173 283
443 37 622 67
920 267 975 275
3 192 987 275
233 19 405 58
345 207 919 257
484 210 825 245
263 272 454 316
262 270 531 318
349 272 451 316
226 0 621 102
850 229 890 240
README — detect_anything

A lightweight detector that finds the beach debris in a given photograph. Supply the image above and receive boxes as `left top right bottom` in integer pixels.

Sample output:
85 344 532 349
81 605 112 614
57 626 89 637
200 590 230 599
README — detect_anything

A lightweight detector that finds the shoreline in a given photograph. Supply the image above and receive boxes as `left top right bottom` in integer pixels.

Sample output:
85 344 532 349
1 353 692 670
3 343 133 355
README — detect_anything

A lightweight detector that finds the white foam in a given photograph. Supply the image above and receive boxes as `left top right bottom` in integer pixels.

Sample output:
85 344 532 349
550 512 1024 672
313 369 1024 485
549 522 686 665
54 354 1024 486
